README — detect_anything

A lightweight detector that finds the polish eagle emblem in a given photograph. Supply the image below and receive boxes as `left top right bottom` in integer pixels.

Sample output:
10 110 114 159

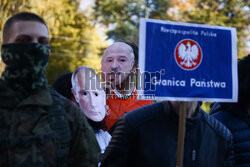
175 39 202 70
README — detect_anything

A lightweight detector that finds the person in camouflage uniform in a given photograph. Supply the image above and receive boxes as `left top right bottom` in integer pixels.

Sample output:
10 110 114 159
0 12 100 166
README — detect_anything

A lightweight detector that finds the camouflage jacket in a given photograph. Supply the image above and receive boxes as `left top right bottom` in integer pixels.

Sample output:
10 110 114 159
0 81 100 167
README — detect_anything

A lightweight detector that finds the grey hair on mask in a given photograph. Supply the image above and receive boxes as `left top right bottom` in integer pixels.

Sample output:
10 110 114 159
71 66 103 91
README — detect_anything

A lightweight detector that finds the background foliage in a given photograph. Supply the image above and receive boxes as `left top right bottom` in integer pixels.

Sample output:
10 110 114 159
94 0 249 58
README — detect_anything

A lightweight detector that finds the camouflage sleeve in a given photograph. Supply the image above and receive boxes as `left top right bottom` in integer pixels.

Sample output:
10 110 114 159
65 100 101 167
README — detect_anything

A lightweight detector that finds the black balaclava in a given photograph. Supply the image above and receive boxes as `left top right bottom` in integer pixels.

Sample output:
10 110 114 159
1 43 50 99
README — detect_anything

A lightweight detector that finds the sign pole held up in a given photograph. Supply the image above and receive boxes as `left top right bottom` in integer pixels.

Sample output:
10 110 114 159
176 102 187 167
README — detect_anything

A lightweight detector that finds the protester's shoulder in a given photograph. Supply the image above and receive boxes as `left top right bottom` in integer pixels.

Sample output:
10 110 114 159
0 80 12 95
209 102 223 115
209 103 237 128
48 87 86 122
201 109 232 141
209 103 231 118
124 101 166 127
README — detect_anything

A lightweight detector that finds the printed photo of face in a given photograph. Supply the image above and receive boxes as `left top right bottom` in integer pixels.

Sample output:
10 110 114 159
101 42 135 86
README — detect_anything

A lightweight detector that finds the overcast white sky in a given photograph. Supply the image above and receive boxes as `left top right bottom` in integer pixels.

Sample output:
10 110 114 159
80 0 114 45
79 0 94 11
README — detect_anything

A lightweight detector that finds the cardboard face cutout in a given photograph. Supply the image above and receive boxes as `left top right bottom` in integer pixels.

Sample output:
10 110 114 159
73 69 106 122
77 89 106 122
101 42 135 86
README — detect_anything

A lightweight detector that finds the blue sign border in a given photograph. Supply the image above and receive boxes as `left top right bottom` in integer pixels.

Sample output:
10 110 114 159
138 18 238 102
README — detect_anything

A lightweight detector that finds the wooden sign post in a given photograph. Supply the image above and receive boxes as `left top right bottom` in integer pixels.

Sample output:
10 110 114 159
176 102 187 167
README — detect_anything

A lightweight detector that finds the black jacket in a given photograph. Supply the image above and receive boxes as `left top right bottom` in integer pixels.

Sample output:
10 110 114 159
211 103 250 167
101 102 234 167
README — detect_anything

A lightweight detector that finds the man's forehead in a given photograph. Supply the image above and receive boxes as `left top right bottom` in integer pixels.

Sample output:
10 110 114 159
103 42 134 58
12 21 49 37
109 42 132 50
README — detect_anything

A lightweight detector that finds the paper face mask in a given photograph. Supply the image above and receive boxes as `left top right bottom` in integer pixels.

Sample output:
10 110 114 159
77 89 106 122
72 68 106 122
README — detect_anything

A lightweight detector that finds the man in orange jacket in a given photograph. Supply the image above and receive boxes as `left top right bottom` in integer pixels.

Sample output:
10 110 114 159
101 40 154 131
